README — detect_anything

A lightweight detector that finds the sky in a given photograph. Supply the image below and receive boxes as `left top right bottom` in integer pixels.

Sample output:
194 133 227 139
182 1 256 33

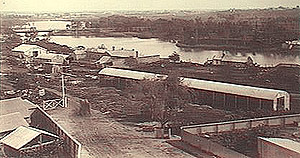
1 0 299 12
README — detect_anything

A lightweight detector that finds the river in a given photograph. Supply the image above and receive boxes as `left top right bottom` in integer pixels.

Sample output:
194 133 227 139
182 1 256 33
50 36 300 66
24 21 300 66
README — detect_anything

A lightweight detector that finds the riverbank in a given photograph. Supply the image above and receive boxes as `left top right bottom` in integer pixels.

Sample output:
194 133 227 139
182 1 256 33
51 29 159 39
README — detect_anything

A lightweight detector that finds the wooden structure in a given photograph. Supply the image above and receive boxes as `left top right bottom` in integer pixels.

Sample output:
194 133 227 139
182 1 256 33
181 113 300 135
30 107 81 158
99 68 290 111
0 97 37 123
42 74 67 110
0 126 60 157
0 112 29 136
258 137 300 158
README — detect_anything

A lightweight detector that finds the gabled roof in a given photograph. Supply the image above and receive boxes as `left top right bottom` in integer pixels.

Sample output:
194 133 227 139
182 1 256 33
0 112 29 133
99 68 289 101
0 97 37 118
0 126 59 150
36 53 69 60
107 50 137 58
95 56 112 64
12 44 47 52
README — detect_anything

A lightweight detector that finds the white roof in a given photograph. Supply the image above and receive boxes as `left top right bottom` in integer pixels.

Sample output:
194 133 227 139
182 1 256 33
95 56 112 64
12 44 47 52
107 50 136 58
0 112 29 133
99 68 167 80
0 126 58 150
182 78 288 100
36 53 69 60
259 137 300 153
99 68 289 100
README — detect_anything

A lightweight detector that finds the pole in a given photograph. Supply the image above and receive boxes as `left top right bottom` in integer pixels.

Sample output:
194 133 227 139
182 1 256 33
62 74 66 107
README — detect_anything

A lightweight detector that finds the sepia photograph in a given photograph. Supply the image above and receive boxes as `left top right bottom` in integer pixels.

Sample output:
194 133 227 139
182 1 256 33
0 0 299 157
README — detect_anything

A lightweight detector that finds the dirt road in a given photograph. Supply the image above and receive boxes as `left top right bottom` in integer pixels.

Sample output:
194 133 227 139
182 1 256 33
46 88 196 158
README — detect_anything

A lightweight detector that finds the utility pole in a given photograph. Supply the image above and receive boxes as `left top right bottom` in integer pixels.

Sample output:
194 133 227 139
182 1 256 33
62 74 67 107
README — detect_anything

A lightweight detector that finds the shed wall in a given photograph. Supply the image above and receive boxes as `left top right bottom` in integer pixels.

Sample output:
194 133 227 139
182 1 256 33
258 138 300 158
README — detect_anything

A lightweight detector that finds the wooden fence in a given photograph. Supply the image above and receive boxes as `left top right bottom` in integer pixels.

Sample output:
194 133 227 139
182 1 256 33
181 113 300 135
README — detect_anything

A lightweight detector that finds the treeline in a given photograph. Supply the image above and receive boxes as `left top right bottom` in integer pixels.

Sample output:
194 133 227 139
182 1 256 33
84 9 299 49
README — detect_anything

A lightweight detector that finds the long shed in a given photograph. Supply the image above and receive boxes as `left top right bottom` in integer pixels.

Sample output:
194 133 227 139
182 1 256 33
99 68 290 111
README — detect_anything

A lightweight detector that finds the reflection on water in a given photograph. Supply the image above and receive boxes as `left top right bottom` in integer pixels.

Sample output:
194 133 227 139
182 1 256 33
50 36 300 66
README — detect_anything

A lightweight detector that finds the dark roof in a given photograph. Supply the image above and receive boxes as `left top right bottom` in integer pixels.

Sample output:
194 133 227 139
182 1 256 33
0 112 29 133
0 97 37 118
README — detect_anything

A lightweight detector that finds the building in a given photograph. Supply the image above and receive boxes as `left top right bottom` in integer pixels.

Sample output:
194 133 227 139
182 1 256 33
0 126 60 157
12 44 70 64
204 53 255 67
0 97 37 137
99 68 290 111
34 53 70 65
12 44 48 59
0 112 29 137
258 137 300 158
95 54 160 68
0 97 37 122
180 114 300 158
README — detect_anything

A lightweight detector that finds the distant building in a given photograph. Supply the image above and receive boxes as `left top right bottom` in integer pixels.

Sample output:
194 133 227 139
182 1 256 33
204 53 255 67
258 137 300 158
12 44 70 73
107 49 138 58
72 46 87 60
12 44 48 59
95 54 160 68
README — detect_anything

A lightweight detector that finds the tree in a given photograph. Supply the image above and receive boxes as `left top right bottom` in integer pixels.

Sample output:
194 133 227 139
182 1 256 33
137 72 191 129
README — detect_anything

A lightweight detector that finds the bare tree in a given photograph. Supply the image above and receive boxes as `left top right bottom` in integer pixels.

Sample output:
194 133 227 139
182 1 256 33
138 72 191 129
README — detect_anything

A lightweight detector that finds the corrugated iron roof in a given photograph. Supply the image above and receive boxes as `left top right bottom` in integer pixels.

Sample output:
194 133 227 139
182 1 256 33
98 68 289 101
0 112 29 133
259 137 300 153
0 97 37 118
0 126 59 150
12 44 47 52
181 77 288 100
99 68 167 80
0 126 40 150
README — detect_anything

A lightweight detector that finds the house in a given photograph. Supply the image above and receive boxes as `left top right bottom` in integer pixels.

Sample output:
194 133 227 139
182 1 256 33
0 126 60 157
204 53 255 67
34 53 70 65
12 44 70 64
95 53 160 68
108 49 137 58
12 44 48 59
